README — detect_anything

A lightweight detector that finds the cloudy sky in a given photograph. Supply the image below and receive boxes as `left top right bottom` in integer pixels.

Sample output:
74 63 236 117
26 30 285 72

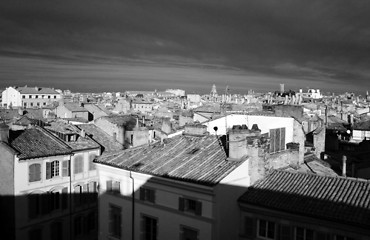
0 0 369 94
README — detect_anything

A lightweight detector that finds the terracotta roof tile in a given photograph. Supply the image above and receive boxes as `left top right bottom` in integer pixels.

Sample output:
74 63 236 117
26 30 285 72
239 170 370 228
95 134 243 186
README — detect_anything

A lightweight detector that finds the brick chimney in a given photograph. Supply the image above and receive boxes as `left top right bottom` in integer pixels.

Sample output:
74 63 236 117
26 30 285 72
0 122 9 143
184 124 207 136
228 125 249 159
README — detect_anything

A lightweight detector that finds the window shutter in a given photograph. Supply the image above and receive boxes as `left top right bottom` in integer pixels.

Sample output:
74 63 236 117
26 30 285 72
106 180 112 192
179 197 185 211
275 128 280 152
35 164 41 181
46 162 51 179
195 201 202 216
280 128 286 151
62 187 68 209
140 188 145 201
269 129 275 153
280 225 291 240
150 190 155 203
29 165 35 182
62 160 70 177
244 217 254 237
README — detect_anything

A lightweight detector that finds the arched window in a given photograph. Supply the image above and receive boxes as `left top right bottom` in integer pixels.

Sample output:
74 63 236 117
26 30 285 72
29 164 41 182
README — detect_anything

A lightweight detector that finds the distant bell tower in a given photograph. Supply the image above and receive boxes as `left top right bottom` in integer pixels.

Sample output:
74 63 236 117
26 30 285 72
210 84 218 97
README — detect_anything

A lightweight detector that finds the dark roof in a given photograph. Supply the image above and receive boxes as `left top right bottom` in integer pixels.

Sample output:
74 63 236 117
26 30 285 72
95 134 244 186
98 115 137 129
63 103 88 112
239 170 370 228
353 120 370 130
17 86 59 95
9 126 72 160
76 124 123 152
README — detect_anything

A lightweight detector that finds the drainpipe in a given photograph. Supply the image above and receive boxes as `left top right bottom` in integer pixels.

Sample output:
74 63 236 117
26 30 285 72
129 171 135 240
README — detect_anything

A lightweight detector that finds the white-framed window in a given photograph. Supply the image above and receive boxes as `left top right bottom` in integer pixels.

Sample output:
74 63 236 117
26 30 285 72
46 161 59 179
109 205 122 239
29 163 41 182
295 227 313 240
258 219 276 239
106 180 120 194
141 215 157 240
180 226 199 240
179 197 202 216
140 187 155 203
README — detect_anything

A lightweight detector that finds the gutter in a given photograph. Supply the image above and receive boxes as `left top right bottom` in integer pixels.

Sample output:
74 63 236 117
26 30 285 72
129 171 135 240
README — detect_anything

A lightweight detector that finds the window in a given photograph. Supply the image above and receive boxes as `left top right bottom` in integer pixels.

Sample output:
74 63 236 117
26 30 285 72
140 188 155 203
62 160 70 177
269 128 286 153
106 180 120 194
29 163 41 182
43 102 46 106
180 226 199 240
141 215 157 240
244 217 254 238
88 181 98 203
22 95 25 99
29 228 42 240
74 155 84 174
48 96 51 99
335 235 355 240
179 197 202 216
258 219 275 239
30 103 33 107
50 191 60 211
46 161 59 179
50 222 63 240
74 216 83 237
87 211 97 232
89 153 97 171
295 227 313 240
37 102 40 107
54 95 57 99
24 103 27 107
29 95 32 98
36 95 38 99
28 193 41 219
109 205 121 239
42 95 44 98
74 185 83 207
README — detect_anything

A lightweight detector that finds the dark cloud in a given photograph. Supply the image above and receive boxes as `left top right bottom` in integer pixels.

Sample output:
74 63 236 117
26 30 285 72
0 0 369 93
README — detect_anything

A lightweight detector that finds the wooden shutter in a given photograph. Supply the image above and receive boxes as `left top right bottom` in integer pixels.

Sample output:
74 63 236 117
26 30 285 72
269 129 276 153
46 162 51 179
106 180 112 192
195 201 202 216
280 128 286 151
244 217 254 237
62 160 70 177
275 128 280 152
29 164 35 182
35 164 41 181
62 187 68 209
179 197 185 211
140 188 145 201
150 189 155 203
280 225 291 240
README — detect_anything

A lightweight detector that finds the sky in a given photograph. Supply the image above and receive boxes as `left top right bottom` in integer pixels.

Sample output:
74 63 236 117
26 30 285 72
0 0 369 94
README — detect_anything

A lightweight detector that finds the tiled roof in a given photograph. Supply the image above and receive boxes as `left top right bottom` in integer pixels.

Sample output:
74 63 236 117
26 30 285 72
63 103 87 112
9 126 72 160
76 124 123 152
98 115 137 129
17 86 59 95
239 170 370 228
95 134 244 186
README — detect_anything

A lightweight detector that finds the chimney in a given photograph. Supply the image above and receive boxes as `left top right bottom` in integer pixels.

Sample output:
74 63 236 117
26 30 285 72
18 108 24 116
80 129 86 138
184 124 207 136
342 155 347 177
228 126 249 159
0 122 9 143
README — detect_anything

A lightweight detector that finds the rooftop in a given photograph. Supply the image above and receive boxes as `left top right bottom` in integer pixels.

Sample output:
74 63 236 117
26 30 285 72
239 170 370 228
76 124 123 152
8 126 71 160
17 86 59 95
95 134 244 186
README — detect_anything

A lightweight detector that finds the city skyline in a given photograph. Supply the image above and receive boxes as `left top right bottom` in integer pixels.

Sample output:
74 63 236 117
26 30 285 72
1 0 370 93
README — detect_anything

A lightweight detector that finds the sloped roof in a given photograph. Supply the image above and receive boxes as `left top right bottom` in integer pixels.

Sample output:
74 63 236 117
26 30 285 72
9 126 71 160
95 134 244 186
76 124 123 152
63 103 87 112
17 86 59 95
353 120 370 130
239 170 370 228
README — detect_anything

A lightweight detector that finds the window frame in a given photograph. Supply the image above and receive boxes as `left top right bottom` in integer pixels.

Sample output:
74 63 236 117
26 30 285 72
29 163 42 182
141 214 157 240
109 204 122 239
140 187 155 203
179 197 202 216
295 227 314 240
257 219 276 240
180 225 199 240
